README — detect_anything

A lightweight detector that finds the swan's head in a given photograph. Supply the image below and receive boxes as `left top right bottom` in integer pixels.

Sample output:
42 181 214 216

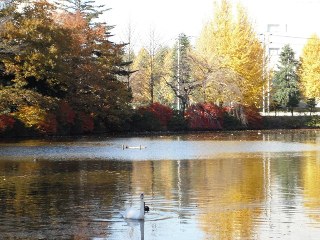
140 193 144 200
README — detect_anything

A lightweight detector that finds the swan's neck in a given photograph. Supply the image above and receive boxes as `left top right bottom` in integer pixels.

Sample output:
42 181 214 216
140 199 145 217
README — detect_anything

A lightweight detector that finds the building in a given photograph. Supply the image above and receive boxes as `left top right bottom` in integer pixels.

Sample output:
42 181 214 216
263 24 307 70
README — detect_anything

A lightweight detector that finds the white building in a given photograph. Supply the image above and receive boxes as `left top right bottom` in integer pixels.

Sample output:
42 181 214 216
263 24 307 70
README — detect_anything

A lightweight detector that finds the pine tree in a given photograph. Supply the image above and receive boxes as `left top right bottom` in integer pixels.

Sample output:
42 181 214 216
166 33 199 113
55 0 106 22
273 44 300 115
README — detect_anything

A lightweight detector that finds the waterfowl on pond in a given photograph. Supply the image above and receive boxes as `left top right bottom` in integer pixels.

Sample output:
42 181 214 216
122 193 145 220
144 202 149 212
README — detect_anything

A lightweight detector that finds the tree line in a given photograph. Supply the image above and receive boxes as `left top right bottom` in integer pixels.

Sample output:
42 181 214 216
0 0 319 137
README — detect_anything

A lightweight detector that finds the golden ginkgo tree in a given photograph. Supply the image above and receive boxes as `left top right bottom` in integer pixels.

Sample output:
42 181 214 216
299 34 320 100
195 0 265 107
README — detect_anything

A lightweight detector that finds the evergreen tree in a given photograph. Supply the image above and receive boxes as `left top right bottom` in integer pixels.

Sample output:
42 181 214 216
166 33 199 113
55 0 106 22
273 44 300 115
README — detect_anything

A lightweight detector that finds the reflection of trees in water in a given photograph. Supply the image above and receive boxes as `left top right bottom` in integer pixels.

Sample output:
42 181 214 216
0 160 132 239
302 153 320 223
131 157 265 239
167 129 320 144
130 160 193 219
192 158 265 239
2 144 320 239
272 156 302 202
264 129 320 144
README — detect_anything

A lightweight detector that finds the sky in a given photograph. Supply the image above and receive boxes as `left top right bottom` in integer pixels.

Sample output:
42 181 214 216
101 0 320 53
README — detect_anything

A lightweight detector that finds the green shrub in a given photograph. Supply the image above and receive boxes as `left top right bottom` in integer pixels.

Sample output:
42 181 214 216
168 111 187 131
131 110 162 131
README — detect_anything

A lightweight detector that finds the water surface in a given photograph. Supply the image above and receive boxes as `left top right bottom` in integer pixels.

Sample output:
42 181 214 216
1 130 320 239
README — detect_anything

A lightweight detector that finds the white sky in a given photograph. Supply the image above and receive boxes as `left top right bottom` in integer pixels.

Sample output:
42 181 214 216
101 0 320 52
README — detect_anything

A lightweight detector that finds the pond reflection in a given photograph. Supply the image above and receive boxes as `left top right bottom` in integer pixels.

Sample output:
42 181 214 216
302 152 320 224
1 130 320 239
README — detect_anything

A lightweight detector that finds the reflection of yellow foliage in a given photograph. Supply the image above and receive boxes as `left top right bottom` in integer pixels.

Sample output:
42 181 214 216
202 209 257 239
0 161 41 219
302 154 320 222
195 158 265 239
131 161 154 195
131 160 175 200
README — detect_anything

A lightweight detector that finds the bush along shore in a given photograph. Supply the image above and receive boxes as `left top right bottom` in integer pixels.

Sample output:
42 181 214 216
1 102 319 139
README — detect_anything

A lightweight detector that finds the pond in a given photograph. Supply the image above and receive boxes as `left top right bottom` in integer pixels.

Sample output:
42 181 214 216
1 129 320 239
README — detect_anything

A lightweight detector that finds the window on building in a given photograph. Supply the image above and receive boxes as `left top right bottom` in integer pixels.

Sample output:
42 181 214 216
267 24 280 33
269 48 279 57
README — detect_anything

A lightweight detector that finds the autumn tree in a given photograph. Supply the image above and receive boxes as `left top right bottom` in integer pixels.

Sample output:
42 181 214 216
195 0 265 108
147 29 161 104
0 0 132 133
130 29 174 107
55 9 132 128
153 47 175 106
299 34 320 100
230 5 264 106
0 1 73 112
130 48 151 106
273 44 300 115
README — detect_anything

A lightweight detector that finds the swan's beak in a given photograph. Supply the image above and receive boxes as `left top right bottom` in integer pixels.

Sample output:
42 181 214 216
140 193 144 199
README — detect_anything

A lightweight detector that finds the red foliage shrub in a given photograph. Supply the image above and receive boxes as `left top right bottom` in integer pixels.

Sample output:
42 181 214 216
0 114 16 132
58 101 76 125
79 112 94 133
186 103 223 130
243 106 263 129
38 113 58 135
139 102 173 129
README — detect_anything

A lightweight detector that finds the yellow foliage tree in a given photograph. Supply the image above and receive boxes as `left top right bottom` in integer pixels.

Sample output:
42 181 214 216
230 5 264 106
299 34 320 99
195 0 265 107
15 106 47 128
14 105 57 134
130 47 174 107
153 48 175 106
130 48 152 106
